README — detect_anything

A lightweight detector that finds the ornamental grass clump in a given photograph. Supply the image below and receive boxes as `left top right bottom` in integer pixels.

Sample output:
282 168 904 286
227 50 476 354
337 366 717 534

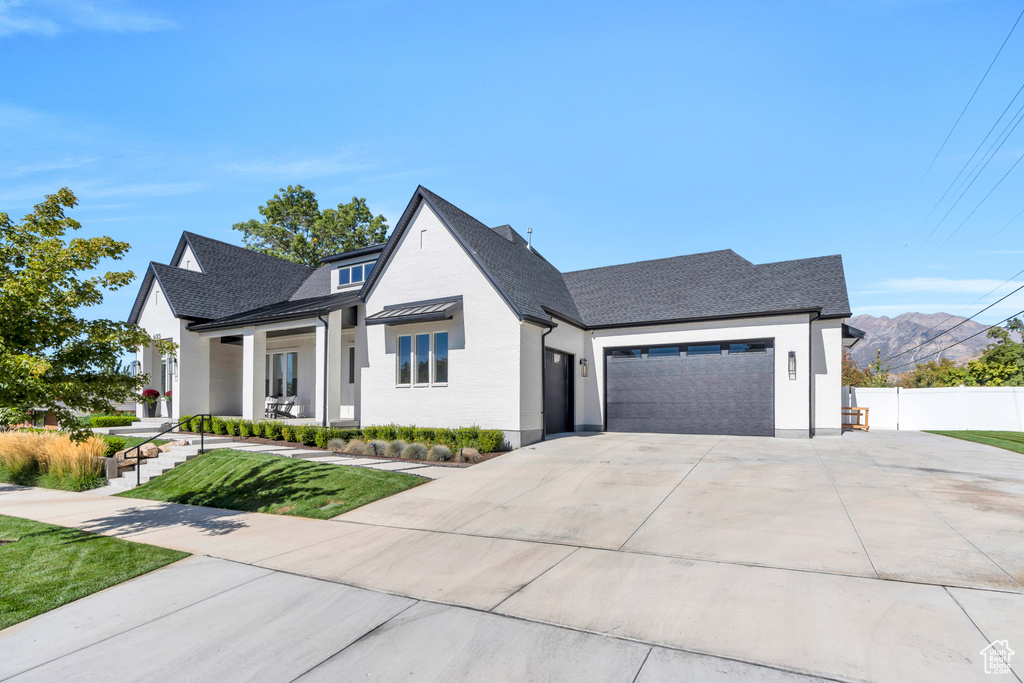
402 443 428 460
345 439 366 454
0 432 44 484
425 444 451 462
456 447 483 464
36 434 105 490
327 438 347 452
364 440 388 456
384 440 408 459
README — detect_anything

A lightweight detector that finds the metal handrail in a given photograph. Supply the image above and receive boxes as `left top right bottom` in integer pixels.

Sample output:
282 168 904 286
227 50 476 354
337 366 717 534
128 413 212 487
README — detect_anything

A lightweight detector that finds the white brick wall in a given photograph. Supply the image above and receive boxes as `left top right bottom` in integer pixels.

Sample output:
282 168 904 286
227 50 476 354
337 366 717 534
811 318 843 434
362 202 525 438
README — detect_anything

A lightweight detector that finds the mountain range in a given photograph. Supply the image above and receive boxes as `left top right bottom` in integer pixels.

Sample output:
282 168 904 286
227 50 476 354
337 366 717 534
847 313 995 370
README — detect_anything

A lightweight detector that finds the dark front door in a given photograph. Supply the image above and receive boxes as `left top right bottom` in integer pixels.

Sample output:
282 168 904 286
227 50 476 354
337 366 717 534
544 349 573 435
605 341 774 437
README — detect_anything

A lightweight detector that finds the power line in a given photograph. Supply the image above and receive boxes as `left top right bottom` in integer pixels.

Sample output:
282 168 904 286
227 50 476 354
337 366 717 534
914 6 1024 189
889 306 1024 372
883 275 1024 363
975 205 1024 251
934 145 1024 250
910 265 1024 341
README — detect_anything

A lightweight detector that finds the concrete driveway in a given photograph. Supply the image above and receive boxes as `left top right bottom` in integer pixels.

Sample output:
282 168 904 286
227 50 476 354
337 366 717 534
3 431 1023 682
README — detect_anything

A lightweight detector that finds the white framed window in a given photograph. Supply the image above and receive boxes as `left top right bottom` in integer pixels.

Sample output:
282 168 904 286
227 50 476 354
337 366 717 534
395 331 450 387
266 352 298 397
337 260 376 287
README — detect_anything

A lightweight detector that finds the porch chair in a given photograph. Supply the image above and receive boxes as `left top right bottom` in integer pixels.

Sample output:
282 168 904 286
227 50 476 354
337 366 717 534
272 396 297 419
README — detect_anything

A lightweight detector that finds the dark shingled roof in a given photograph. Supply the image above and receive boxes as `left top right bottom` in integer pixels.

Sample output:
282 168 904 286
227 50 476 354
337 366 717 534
412 188 582 323
755 255 851 318
190 291 361 330
128 232 313 324
289 265 334 301
562 250 823 328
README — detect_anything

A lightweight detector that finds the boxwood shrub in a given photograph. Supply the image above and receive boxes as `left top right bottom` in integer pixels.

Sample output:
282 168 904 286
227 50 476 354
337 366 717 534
300 425 319 446
90 415 139 428
238 420 253 437
264 421 284 440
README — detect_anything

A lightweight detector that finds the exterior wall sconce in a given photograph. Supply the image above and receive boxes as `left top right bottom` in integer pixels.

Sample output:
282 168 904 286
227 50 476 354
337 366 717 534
788 351 797 380
579 357 588 377
170 357 179 379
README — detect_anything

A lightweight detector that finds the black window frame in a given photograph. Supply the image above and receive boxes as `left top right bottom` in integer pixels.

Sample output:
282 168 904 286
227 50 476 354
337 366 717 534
434 332 449 384
396 335 412 385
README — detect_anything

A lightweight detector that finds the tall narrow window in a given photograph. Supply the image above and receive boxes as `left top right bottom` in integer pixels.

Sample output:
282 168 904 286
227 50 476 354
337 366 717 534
348 346 355 384
265 355 270 396
271 353 285 396
397 336 412 385
160 358 167 395
416 334 430 384
351 264 363 283
286 352 298 396
434 332 448 383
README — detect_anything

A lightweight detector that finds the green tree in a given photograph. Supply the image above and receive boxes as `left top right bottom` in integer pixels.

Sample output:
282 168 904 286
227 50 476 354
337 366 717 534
0 189 174 437
898 357 957 388
232 185 389 267
978 317 1024 385
842 348 867 386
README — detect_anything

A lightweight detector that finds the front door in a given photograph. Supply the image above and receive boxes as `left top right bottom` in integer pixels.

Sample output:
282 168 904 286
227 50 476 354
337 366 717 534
340 341 356 420
544 349 573 435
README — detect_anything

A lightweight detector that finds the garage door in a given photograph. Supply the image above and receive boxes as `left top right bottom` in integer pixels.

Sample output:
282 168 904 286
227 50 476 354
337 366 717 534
605 340 774 436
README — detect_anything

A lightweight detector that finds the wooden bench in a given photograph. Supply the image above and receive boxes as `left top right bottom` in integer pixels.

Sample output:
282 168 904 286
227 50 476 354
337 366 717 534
842 406 869 431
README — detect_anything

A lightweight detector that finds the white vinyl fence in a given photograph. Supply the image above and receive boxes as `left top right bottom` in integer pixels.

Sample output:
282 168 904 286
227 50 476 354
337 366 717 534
842 386 1024 431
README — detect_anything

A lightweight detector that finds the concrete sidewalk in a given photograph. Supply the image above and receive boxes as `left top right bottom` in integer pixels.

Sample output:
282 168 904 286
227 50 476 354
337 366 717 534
3 429 1024 681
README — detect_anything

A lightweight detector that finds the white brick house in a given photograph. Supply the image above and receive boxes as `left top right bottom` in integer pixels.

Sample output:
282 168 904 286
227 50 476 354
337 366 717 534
128 186 861 447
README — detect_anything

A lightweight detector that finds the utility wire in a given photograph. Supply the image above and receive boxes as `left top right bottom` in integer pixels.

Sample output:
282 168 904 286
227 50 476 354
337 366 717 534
889 306 1024 372
883 276 1024 363
935 146 1024 250
914 6 1024 189
976 205 1024 251
919 80 1024 226
905 265 1024 344
919 102 1024 250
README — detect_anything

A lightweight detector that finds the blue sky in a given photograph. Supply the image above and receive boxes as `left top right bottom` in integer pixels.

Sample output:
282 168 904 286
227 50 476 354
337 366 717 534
4 0 1024 326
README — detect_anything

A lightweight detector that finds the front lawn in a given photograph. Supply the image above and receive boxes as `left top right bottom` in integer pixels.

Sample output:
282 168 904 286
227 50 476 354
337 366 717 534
117 448 426 519
0 514 188 630
926 430 1024 455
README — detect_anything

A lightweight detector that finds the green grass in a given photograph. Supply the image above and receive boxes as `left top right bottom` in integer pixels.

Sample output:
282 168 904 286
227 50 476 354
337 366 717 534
117 448 426 519
0 514 188 629
96 434 169 450
925 430 1024 455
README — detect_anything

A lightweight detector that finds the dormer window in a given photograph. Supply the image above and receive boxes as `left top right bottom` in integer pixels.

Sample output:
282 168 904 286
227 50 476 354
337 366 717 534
337 261 375 287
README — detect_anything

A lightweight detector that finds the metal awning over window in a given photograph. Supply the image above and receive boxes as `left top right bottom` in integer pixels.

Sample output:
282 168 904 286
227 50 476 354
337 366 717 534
365 296 463 326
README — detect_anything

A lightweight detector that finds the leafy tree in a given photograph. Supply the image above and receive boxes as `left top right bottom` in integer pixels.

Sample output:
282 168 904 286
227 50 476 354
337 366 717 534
978 317 1024 385
898 357 957 388
232 185 389 266
841 348 867 386
897 318 1024 388
0 189 174 437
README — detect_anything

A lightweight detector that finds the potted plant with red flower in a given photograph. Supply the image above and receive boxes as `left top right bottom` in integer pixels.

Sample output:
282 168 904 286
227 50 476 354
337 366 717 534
142 389 160 417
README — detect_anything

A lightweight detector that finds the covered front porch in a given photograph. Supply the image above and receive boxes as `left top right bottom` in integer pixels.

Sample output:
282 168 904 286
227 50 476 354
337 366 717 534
183 294 365 426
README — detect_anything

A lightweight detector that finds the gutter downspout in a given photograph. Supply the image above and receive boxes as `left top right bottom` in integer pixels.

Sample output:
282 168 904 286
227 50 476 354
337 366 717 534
540 322 556 441
808 312 820 439
317 313 329 427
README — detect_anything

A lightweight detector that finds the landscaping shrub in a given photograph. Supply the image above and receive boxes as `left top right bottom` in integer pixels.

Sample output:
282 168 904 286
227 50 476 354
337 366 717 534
0 432 41 484
396 425 415 441
414 427 437 445
264 421 284 441
384 440 408 459
426 444 451 462
315 427 344 449
90 415 138 428
436 428 458 449
327 437 347 452
456 427 480 449
238 420 254 438
456 447 483 464
345 439 366 454
300 425 319 446
363 425 397 441
103 437 126 458
364 440 387 456
281 425 296 442
223 418 240 436
404 443 429 460
479 430 505 453
251 421 266 438
211 417 226 435
339 429 361 441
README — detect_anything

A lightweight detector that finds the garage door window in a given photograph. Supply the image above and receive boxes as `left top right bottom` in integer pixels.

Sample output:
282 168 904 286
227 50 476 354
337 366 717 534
685 344 722 356
647 347 680 358
610 349 642 359
729 342 767 354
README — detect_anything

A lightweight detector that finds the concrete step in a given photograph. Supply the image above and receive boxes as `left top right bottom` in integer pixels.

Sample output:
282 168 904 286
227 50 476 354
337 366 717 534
108 423 171 435
181 436 236 446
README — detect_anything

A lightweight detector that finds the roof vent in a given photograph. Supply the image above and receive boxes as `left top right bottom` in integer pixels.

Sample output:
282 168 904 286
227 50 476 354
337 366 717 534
527 227 533 251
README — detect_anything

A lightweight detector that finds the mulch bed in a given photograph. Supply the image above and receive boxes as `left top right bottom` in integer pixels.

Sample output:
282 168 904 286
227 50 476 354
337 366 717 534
177 431 506 467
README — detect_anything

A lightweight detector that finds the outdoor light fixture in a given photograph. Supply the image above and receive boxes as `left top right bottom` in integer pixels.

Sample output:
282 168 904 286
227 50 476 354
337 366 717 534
171 357 179 379
579 357 588 377
788 351 797 380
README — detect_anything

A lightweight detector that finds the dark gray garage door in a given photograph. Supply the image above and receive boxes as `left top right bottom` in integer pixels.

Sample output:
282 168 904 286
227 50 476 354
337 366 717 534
605 340 774 437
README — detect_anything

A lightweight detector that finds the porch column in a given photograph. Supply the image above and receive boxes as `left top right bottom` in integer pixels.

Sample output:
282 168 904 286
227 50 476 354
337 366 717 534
315 311 343 424
242 327 267 420
135 342 156 419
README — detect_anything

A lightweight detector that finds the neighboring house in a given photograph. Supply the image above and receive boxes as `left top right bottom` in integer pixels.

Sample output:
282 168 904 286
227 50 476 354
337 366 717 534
128 186 860 447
